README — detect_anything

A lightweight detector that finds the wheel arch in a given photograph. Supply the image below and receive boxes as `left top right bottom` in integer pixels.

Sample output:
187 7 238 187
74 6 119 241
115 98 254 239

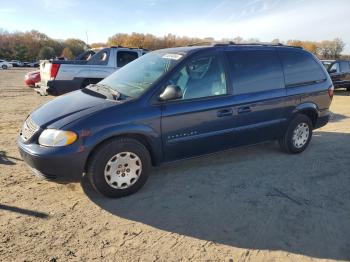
292 102 319 127
84 132 160 172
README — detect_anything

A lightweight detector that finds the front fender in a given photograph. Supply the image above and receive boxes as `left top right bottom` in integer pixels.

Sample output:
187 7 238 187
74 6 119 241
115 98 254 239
82 123 163 165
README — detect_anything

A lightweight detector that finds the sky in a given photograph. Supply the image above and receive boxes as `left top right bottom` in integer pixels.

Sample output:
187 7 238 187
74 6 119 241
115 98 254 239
1 0 350 53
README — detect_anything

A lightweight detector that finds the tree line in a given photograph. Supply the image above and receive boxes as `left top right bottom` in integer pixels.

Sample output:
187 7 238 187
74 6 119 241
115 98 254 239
0 29 347 61
284 38 345 59
0 29 87 61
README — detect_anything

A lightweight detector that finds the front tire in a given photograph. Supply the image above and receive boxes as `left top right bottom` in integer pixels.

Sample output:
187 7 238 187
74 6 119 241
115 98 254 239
2 65 8 69
87 138 151 198
279 114 313 154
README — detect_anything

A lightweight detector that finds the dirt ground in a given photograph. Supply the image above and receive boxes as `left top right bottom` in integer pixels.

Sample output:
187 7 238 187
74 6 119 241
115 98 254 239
0 68 349 262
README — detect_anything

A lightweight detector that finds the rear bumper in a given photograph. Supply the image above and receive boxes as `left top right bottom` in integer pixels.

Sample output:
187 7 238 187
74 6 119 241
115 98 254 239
39 79 84 96
315 109 330 129
17 137 88 183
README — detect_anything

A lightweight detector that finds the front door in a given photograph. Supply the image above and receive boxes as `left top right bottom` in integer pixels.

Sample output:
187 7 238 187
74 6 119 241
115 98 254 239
161 51 236 161
339 61 350 86
329 62 343 88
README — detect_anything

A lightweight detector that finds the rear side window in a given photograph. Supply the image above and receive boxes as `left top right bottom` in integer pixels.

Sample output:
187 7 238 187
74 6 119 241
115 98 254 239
278 50 326 86
117 51 138 67
87 48 110 65
226 50 284 95
340 61 350 72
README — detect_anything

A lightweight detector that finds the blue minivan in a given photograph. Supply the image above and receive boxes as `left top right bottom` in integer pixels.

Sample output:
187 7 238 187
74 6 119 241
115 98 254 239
18 43 334 197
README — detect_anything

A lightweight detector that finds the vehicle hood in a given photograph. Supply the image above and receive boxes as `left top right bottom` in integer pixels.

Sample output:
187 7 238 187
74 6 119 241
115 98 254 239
30 90 118 129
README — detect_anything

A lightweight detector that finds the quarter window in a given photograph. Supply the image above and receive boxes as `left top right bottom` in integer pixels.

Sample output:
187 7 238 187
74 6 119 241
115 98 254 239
278 50 326 86
226 50 284 94
117 51 139 67
87 48 110 65
167 54 227 100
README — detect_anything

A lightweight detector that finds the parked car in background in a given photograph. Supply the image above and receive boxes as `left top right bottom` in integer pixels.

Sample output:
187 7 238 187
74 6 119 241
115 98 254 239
9 60 23 67
322 59 350 90
37 46 147 96
22 61 31 67
28 61 39 67
18 43 333 198
24 70 41 87
0 60 13 69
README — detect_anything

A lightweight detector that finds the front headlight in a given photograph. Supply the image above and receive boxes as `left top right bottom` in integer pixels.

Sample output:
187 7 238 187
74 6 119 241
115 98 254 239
38 129 78 147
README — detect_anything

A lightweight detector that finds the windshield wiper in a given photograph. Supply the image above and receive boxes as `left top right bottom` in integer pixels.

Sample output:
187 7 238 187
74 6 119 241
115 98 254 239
86 83 122 100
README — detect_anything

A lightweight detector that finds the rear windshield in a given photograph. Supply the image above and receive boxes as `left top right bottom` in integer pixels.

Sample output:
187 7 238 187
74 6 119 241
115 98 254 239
100 51 185 98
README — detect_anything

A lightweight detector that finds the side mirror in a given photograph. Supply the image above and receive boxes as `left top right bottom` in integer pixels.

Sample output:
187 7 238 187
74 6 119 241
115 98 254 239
159 85 183 101
328 69 337 74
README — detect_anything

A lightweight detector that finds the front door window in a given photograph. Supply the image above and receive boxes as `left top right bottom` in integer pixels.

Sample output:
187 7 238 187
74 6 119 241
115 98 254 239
168 54 227 100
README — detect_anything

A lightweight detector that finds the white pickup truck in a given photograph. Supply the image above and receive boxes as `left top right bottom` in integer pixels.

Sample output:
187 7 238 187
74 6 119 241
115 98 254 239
37 47 147 96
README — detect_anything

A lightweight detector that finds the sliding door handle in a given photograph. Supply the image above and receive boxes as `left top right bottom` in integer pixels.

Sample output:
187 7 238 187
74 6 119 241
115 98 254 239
238 106 251 114
217 108 233 117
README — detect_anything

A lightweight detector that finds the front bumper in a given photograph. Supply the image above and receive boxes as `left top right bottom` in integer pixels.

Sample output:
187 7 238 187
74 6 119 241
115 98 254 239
17 137 89 183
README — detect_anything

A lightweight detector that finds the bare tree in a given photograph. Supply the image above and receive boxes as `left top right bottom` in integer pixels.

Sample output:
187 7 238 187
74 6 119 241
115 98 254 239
332 38 345 58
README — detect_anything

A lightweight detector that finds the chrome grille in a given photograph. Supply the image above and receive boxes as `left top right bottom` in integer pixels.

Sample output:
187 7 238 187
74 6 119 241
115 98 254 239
20 116 39 141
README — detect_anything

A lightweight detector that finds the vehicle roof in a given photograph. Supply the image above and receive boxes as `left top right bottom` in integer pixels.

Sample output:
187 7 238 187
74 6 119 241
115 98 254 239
322 59 349 62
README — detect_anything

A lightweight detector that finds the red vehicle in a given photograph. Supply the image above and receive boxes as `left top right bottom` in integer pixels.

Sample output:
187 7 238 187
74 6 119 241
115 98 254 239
24 70 40 87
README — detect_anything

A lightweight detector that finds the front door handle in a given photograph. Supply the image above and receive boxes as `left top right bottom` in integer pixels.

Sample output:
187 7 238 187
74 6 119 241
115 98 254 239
238 106 252 114
217 108 233 117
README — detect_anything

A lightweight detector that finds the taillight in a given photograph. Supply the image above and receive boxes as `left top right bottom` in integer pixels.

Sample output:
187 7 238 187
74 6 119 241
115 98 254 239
50 64 60 80
328 85 334 99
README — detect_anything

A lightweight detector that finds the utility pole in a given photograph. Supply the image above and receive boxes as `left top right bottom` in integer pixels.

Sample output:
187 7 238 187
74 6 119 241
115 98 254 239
85 31 89 45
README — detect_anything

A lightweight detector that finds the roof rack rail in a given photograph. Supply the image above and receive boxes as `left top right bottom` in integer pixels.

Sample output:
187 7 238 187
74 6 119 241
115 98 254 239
187 41 303 49
110 45 148 50
187 41 217 46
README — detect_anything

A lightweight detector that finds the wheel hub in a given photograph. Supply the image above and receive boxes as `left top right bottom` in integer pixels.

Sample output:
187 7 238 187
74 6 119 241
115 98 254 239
104 152 142 189
292 123 309 148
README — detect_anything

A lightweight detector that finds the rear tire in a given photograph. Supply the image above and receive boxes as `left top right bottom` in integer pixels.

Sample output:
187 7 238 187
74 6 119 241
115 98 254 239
87 138 151 198
279 114 313 154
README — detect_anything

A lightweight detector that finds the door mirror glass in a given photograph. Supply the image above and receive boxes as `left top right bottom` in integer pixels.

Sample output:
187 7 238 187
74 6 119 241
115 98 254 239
159 85 183 101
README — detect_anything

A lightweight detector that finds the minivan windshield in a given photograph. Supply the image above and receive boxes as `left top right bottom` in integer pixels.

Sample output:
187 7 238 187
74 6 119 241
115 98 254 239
99 51 184 98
